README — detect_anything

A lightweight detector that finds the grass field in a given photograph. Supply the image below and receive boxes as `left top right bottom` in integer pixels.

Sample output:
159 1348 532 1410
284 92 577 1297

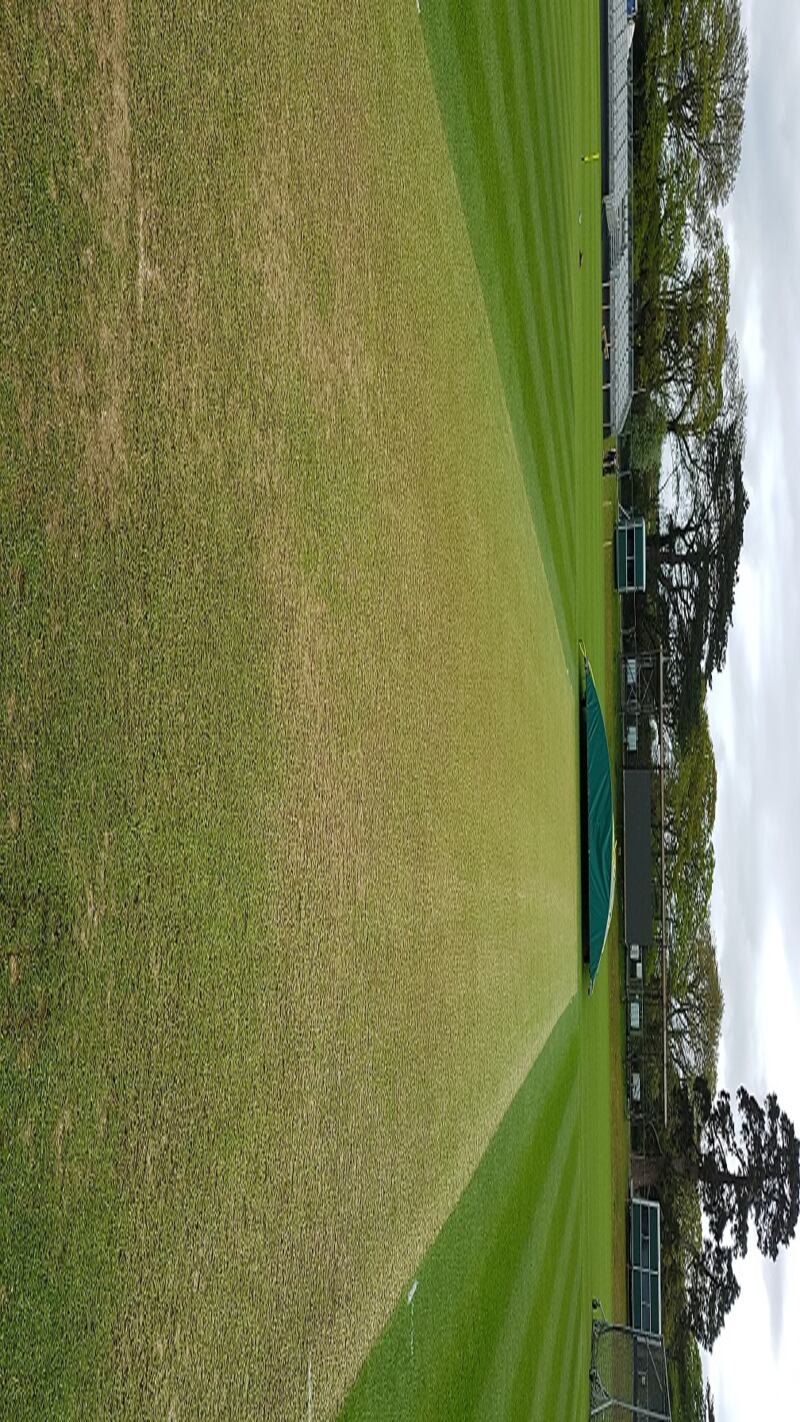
1 1 624 1418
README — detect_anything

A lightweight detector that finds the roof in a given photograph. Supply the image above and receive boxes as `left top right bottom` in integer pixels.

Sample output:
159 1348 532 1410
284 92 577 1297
605 0 635 434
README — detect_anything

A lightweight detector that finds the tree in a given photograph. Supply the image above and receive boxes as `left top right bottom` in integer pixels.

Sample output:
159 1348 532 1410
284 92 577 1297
666 1325 710 1422
633 1079 800 1346
668 920 723 1088
704 1381 716 1422
657 339 748 740
631 0 749 445
685 1238 739 1348
633 140 694 408
658 219 730 451
695 1082 800 1259
630 396 667 487
658 0 748 219
665 703 717 903
665 707 723 1086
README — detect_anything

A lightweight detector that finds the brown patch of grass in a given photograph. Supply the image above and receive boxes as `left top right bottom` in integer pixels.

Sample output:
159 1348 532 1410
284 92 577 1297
33 2 134 529
18 1115 34 1157
85 399 128 524
10 563 26 604
54 1102 73 1182
9 953 20 988
37 0 132 248
77 830 112 947
47 330 131 531
82 316 131 528
256 91 376 438
72 0 132 253
90 0 132 252
136 200 161 314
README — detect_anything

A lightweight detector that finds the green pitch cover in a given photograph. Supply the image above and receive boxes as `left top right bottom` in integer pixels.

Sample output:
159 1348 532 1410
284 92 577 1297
581 649 616 993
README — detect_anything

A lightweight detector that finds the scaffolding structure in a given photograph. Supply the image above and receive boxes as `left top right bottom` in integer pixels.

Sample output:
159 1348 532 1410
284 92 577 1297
589 1317 672 1420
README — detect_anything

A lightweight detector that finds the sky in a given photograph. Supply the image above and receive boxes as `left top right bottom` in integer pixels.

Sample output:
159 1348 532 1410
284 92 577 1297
704 1 800 1416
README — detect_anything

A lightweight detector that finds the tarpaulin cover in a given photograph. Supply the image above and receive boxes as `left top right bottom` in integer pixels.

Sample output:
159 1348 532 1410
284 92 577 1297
583 655 616 992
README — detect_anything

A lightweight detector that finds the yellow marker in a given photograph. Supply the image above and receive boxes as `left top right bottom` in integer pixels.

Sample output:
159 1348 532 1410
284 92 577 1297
582 151 600 163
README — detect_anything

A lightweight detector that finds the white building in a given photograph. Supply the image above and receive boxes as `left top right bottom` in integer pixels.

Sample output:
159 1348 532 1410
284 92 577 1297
603 0 637 435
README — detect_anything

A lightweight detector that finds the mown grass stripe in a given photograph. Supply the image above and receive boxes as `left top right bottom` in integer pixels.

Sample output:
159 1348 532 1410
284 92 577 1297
549 0 578 168
480 0 579 506
505 0 579 543
531 1184 586 1421
554 1280 590 1422
504 0 573 367
559 1305 590 1422
471 1067 581 1418
488 1119 583 1420
524 0 575 249
473 0 578 576
456 0 575 547
484 0 576 518
420 0 573 573
430 0 577 645
339 1002 581 1420
525 0 577 345
502 1111 582 1418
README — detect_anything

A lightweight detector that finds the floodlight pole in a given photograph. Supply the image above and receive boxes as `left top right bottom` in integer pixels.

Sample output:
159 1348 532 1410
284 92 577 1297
659 645 667 1128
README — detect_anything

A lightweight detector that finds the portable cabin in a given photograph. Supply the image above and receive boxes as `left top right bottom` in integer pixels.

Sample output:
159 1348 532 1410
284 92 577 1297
615 517 646 592
623 769 653 947
630 1197 662 1336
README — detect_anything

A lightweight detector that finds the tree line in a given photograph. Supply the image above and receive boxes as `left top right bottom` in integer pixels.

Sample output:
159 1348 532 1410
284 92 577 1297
631 0 749 744
626 6 800 1420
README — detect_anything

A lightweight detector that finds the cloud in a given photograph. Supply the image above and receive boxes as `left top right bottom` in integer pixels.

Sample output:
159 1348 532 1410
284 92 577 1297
710 0 800 1050
763 1252 790 1357
737 285 765 393
705 2 800 1410
753 920 800 1348
707 1253 784 1414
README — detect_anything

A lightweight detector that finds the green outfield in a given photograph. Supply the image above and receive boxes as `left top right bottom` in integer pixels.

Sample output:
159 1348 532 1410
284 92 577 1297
1 1 623 1418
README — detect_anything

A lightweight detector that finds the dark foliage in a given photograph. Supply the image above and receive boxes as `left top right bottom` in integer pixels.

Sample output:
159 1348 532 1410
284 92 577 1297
663 1078 800 1345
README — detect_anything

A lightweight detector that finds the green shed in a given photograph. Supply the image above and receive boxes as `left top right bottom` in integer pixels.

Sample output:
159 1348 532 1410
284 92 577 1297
615 517 646 592
630 1197 662 1335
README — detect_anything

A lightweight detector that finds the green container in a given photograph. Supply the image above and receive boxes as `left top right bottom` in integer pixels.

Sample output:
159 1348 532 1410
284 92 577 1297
615 518 646 592
630 1198 661 1335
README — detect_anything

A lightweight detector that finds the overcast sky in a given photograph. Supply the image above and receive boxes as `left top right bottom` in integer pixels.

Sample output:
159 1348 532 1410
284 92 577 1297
705 2 800 1416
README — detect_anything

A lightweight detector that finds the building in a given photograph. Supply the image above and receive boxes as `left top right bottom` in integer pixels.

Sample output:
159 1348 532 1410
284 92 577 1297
602 0 637 435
